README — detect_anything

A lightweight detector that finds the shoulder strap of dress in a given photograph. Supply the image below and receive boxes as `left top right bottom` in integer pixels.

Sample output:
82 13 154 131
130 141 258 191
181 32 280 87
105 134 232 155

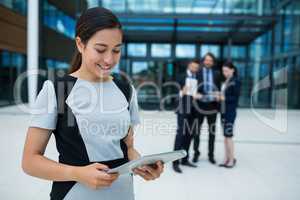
112 73 132 110
53 74 77 114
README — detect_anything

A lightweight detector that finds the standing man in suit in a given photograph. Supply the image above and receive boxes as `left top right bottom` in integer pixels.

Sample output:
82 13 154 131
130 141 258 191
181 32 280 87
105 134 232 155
173 59 200 173
193 52 221 164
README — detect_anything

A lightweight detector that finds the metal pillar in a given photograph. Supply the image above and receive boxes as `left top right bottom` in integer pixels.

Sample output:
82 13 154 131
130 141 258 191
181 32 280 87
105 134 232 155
227 38 232 61
27 0 39 107
252 0 264 105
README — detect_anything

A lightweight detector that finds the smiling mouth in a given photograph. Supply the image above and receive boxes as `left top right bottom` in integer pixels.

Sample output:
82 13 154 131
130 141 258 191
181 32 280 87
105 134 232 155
97 64 112 70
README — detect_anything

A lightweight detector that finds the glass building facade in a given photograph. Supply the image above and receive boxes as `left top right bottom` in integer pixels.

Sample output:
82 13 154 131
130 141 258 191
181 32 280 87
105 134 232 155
43 0 76 39
0 50 27 106
0 0 27 15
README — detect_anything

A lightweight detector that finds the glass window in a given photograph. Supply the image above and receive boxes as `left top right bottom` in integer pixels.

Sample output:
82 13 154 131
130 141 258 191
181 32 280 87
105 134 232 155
234 61 246 78
46 59 69 69
12 0 26 15
259 63 269 79
0 0 13 8
224 46 246 59
46 59 55 68
274 22 282 54
151 44 171 57
11 53 23 68
127 43 147 57
201 45 220 58
56 61 69 69
0 0 26 15
1 51 10 67
176 44 195 58
297 56 300 73
132 61 148 74
43 0 76 39
283 3 293 52
112 62 120 73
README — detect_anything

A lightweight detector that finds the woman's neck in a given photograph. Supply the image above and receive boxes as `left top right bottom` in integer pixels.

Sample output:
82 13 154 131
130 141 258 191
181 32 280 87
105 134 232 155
71 67 112 82
226 75 233 80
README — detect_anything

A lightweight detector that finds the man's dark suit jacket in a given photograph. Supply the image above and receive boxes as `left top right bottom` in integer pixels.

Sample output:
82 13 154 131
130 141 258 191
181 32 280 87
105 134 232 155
195 67 222 112
196 67 222 95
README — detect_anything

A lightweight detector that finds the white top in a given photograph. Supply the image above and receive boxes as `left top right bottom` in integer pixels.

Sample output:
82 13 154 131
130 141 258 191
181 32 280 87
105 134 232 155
29 78 141 200
30 79 140 161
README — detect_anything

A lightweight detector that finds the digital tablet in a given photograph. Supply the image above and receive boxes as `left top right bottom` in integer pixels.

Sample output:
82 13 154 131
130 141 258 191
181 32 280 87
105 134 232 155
107 150 187 175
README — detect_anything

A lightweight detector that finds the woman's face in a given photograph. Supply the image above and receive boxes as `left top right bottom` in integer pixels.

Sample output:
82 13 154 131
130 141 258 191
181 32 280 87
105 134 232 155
77 28 122 79
222 66 234 79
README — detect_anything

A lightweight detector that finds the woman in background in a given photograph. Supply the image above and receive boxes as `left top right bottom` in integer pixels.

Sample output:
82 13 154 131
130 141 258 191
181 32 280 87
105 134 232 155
219 61 241 168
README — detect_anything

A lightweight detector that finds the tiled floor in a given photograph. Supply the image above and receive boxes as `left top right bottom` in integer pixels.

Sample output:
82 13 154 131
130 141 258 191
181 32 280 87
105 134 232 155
0 106 299 200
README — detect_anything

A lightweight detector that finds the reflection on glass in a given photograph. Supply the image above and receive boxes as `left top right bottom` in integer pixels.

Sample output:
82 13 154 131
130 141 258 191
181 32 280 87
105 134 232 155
127 43 147 57
45 59 69 69
2 51 10 67
101 0 260 14
234 61 246 78
224 46 246 59
151 44 171 57
260 63 269 78
0 50 26 105
131 61 160 107
132 61 148 75
176 44 195 58
201 45 220 58
0 0 27 15
43 0 75 39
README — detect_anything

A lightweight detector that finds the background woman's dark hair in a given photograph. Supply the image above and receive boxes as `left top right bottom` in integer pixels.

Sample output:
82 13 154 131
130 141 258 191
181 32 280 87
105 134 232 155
223 61 238 77
69 7 122 73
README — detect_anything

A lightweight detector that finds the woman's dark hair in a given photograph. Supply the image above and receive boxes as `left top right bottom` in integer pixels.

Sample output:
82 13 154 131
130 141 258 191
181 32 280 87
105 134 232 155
69 7 122 73
223 61 238 77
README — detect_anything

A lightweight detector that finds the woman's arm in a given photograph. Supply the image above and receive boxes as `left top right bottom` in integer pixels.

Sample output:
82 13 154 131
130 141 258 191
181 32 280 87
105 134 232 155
124 127 141 161
22 127 76 181
22 127 118 189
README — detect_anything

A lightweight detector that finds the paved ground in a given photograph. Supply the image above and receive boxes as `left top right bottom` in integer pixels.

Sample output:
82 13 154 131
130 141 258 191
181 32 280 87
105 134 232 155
0 105 299 200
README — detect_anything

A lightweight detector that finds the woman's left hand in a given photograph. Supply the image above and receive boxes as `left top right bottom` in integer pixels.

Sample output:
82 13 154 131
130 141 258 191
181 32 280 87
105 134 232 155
133 161 164 181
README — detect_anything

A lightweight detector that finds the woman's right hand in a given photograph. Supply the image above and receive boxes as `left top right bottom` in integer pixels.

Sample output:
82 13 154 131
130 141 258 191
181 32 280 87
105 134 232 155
72 163 119 190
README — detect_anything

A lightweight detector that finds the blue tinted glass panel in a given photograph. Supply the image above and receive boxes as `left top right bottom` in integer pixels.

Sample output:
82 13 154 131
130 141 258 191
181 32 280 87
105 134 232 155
127 43 147 57
224 46 246 59
46 59 55 68
0 0 26 15
56 61 69 69
43 1 75 39
176 44 195 58
2 51 10 67
201 45 220 58
11 53 23 68
151 44 171 57
132 61 148 74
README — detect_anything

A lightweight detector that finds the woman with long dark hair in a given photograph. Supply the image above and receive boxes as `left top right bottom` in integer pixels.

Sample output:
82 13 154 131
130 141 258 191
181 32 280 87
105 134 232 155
218 61 241 168
22 7 163 200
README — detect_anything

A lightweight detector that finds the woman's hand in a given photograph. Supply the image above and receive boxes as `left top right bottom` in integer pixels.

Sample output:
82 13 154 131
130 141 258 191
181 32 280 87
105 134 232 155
193 93 203 100
72 163 119 190
133 161 164 181
182 86 189 95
